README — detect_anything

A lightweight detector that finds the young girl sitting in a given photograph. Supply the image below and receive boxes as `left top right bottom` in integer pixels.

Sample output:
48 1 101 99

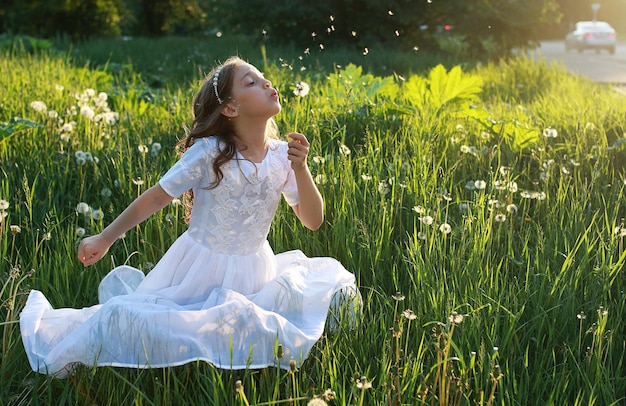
20 56 360 377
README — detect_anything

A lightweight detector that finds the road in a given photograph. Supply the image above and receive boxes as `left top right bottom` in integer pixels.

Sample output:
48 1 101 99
528 40 626 85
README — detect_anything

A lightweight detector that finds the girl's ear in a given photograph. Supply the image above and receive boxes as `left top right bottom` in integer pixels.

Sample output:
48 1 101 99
221 102 239 118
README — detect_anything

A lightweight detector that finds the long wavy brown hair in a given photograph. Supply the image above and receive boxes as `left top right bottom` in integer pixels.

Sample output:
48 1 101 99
178 56 278 222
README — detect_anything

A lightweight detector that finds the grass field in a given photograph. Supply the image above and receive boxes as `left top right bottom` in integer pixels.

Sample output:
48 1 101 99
2 34 626 405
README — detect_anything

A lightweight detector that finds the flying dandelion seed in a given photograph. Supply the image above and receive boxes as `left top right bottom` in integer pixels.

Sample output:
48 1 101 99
351 31 357 37
312 32 317 38
388 10 394 15
395 30 400 36
319 44 324 50
363 47 369 55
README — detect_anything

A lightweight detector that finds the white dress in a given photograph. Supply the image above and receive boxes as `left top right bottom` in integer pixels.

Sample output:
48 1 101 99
20 137 359 377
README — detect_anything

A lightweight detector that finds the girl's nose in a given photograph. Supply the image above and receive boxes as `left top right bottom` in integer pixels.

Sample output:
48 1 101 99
264 80 272 88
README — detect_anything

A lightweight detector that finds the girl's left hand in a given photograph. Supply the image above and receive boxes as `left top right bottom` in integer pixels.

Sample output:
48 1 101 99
287 132 310 170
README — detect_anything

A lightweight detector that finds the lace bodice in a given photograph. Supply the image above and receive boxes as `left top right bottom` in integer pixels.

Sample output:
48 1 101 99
159 137 299 255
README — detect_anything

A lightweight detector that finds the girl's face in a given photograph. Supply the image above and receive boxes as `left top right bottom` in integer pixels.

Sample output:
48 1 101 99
228 63 281 120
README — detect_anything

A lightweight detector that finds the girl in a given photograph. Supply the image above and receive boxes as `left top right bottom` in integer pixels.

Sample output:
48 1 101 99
20 56 359 376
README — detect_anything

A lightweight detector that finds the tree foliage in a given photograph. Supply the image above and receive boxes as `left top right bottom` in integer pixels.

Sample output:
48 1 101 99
0 0 599 58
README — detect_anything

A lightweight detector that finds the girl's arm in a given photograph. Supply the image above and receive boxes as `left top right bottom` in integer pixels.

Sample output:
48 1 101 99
78 184 174 267
287 132 324 231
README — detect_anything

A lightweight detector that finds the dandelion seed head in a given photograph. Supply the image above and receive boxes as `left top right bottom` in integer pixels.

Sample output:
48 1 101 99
31 101 47 113
315 174 327 185
439 223 452 234
339 144 351 155
75 227 86 237
0 200 9 210
413 205 426 214
449 311 464 324
392 292 405 301
577 311 586 320
474 180 486 190
10 225 21 234
91 209 104 221
293 81 310 97
543 127 558 138
378 181 390 195
420 215 433 225
418 231 427 240
402 309 418 320
506 204 518 214
495 213 507 223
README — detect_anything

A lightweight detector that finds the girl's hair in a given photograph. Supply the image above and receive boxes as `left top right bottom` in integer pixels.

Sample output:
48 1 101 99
178 56 279 221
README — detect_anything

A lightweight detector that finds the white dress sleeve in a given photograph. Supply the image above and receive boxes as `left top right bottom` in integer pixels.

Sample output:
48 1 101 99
158 139 213 198
282 168 299 207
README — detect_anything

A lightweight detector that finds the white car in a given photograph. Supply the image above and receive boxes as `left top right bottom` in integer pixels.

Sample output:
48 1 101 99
565 21 616 54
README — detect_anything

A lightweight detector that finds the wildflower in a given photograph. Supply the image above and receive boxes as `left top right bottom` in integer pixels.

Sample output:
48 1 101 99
339 144 351 155
378 181 390 195
138 145 149 154
321 388 336 401
543 127 558 138
413 205 426 214
402 309 417 320
10 225 21 234
508 181 518 193
151 142 162 156
614 226 626 237
495 213 507 223
293 81 310 97
356 376 372 390
439 223 452 234
506 204 518 214
0 199 9 210
171 198 182 207
420 215 433 226
80 105 95 120
48 110 58 119
449 311 464 325
474 180 486 190
75 227 86 237
91 209 104 221
577 311 586 320
494 180 506 190
42 232 52 241
61 122 76 133
76 202 90 214
392 292 405 301
31 101 47 113
597 306 608 316
132 178 145 186
361 174 371 181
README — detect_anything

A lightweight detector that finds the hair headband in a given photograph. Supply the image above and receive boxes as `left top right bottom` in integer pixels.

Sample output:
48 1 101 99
212 66 224 104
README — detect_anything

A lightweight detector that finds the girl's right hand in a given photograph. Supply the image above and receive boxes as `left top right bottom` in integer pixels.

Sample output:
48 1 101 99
77 234 112 267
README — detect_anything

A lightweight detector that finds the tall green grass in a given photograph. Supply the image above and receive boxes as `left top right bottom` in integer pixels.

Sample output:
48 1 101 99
1 37 626 405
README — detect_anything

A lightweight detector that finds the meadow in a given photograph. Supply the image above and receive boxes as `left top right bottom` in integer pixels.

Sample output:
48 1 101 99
1 34 626 405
